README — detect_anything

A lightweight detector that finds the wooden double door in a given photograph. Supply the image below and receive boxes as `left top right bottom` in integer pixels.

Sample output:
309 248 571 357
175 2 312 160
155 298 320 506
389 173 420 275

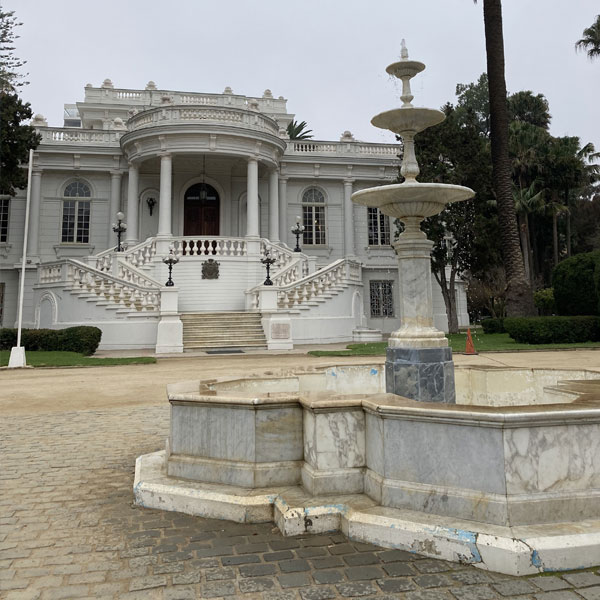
183 183 220 236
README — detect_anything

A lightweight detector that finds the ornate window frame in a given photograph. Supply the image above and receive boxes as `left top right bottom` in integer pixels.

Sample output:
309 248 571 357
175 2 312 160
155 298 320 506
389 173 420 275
367 207 391 246
61 179 92 244
301 186 327 246
369 280 394 317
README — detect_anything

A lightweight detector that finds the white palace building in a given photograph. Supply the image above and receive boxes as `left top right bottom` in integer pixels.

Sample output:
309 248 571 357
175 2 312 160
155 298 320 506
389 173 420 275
0 80 468 352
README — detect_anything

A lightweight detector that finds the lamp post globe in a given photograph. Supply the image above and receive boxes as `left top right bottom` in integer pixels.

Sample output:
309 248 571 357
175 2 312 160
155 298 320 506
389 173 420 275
291 216 305 253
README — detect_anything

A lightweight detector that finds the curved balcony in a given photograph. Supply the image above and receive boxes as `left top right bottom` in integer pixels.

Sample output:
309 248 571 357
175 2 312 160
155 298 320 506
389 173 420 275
127 105 280 136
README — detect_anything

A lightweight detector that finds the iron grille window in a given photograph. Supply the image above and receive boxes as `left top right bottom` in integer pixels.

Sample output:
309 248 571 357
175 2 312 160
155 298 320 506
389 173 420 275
368 207 390 246
302 187 326 245
0 197 8 242
370 280 394 317
62 181 91 243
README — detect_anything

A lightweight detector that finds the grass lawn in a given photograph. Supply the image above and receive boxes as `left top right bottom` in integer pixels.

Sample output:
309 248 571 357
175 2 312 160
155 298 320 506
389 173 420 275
307 332 600 357
0 350 156 368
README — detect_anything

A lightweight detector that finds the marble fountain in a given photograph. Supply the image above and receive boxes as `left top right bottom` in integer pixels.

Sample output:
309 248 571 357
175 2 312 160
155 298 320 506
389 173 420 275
134 45 600 576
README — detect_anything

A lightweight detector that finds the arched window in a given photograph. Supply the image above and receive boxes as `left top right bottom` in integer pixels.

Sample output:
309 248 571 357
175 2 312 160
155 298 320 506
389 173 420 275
62 181 91 243
301 187 326 245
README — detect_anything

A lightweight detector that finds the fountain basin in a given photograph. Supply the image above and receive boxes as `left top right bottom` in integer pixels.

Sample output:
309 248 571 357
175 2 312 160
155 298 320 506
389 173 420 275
371 107 445 135
352 182 475 219
135 363 600 575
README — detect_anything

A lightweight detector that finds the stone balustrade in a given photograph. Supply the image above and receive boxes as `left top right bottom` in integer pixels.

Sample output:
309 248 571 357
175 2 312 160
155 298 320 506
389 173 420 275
286 140 400 158
170 236 247 257
37 128 123 146
126 106 280 136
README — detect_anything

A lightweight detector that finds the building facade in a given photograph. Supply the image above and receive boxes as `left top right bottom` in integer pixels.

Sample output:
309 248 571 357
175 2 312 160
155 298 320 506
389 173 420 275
0 80 468 351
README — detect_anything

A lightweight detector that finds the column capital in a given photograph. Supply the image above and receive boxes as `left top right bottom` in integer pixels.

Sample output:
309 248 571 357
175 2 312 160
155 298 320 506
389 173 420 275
110 170 123 178
31 168 43 176
343 178 355 186
128 161 139 171
247 157 258 165
160 151 172 159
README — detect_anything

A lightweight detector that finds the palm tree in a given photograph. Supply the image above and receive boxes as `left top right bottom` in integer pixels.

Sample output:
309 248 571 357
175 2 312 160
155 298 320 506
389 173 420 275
576 15 600 60
512 181 544 284
478 0 535 315
287 120 313 140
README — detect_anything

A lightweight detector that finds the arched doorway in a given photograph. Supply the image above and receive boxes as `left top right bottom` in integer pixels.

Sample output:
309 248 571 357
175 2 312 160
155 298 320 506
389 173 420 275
184 183 220 236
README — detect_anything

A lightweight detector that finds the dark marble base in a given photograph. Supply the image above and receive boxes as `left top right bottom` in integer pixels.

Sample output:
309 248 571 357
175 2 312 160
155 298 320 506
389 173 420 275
385 346 455 404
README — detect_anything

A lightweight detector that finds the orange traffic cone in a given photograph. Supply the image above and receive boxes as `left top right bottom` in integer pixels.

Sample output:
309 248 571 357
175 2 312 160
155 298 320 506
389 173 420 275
465 328 477 355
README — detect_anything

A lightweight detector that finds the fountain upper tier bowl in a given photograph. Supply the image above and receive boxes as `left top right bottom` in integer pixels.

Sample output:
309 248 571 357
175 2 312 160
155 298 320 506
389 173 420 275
371 107 445 135
352 181 475 219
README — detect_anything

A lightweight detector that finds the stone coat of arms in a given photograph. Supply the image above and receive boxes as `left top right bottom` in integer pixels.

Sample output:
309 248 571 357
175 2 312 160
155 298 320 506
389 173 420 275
202 259 220 280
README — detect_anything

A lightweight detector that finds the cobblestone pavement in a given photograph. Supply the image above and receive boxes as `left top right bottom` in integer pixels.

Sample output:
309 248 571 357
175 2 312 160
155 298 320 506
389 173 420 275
3 392 600 598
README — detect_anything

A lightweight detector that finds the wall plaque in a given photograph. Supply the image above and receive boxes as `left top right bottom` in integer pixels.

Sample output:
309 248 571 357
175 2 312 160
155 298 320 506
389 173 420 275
202 259 220 279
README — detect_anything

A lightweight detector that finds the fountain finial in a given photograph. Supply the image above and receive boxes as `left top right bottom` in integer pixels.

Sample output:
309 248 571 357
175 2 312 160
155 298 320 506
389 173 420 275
401 39 409 60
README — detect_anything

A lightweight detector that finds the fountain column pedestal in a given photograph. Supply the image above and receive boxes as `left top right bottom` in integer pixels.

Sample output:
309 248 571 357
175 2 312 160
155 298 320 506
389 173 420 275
385 219 455 403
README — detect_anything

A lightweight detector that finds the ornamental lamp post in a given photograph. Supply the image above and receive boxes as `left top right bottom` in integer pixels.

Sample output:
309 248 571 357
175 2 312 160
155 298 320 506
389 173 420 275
112 211 127 252
162 247 179 287
260 250 277 286
291 216 305 253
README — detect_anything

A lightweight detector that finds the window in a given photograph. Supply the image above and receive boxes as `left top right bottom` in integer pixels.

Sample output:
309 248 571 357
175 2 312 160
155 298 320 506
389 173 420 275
368 207 390 246
370 280 394 317
302 187 326 245
0 197 8 242
62 181 91 243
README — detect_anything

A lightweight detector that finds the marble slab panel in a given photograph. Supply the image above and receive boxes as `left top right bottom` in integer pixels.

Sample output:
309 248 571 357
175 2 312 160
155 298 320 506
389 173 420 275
313 409 366 470
301 463 364 495
365 413 384 475
382 418 506 494
170 404 255 461
255 407 303 462
504 424 600 495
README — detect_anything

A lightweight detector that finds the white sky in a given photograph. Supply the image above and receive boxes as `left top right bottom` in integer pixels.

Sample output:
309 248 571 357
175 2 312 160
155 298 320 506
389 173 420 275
7 0 600 154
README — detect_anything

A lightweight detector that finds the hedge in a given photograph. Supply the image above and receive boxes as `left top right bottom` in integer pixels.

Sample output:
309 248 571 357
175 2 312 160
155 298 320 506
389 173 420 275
481 317 505 334
552 251 600 316
0 326 102 356
504 316 600 344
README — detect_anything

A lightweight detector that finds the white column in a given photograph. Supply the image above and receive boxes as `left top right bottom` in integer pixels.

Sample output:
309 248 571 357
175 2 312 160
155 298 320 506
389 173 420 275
125 163 139 244
343 179 355 257
268 169 279 243
158 153 172 238
279 176 288 246
27 169 42 257
246 158 259 238
108 171 122 247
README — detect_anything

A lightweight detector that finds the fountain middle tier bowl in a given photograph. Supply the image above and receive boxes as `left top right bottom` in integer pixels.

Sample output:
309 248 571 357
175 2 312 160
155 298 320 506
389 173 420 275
352 182 475 219
371 107 445 135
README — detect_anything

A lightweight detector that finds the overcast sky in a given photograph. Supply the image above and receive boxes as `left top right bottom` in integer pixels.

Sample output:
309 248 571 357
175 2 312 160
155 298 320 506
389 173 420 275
7 0 600 155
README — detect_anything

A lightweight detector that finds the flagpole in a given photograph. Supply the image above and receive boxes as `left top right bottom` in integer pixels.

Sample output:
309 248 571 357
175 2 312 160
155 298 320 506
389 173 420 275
8 148 33 368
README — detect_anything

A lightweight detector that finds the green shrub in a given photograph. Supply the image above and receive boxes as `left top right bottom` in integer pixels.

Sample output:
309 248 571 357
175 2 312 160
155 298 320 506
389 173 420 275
552 251 600 316
481 317 505 334
504 316 600 344
533 288 556 316
0 326 102 355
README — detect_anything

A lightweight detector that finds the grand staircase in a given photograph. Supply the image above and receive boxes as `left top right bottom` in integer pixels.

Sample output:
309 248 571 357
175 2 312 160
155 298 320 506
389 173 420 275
180 312 267 351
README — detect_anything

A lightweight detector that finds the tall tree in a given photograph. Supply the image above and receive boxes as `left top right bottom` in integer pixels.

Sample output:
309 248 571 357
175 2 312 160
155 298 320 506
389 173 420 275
480 0 535 315
0 6 27 91
575 15 600 60
508 91 551 129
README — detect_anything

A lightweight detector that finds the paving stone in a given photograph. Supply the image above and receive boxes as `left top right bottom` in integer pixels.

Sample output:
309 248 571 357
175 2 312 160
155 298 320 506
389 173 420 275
330 543 356 555
205 567 235 581
413 558 454 574
264 550 294 562
313 569 345 584
414 573 452 588
38 585 90 599
345 566 384 581
310 556 344 570
352 542 380 552
492 578 537 596
336 581 378 597
280 558 311 573
163 587 196 600
405 590 454 600
128 575 167 591
152 562 185 574
235 542 269 554
172 572 202 585
450 584 500 599
239 563 277 577
299 536 333 547
529 575 573 591
296 547 328 559
376 577 417 593
238 577 276 593
578 587 600 600
376 549 416 563
450 569 494 585
344 553 380 566
221 554 260 566
534 592 581 600
382 561 415 577
199 580 236 597
278 572 312 588
299 586 337 600
563 572 600 588
263 591 297 600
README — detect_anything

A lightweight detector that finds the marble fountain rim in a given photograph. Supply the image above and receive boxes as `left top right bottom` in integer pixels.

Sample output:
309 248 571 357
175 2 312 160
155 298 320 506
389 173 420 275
166 379 600 427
